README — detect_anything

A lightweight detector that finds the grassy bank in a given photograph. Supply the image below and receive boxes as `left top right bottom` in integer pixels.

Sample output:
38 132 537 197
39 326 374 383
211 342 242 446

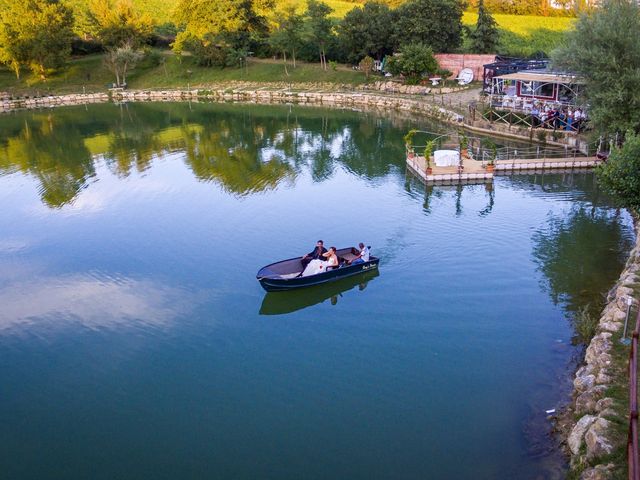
0 55 369 97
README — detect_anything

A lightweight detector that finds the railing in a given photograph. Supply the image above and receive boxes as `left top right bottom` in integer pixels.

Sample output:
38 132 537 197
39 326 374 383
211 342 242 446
493 145 584 161
628 307 640 480
478 106 587 134
486 94 579 114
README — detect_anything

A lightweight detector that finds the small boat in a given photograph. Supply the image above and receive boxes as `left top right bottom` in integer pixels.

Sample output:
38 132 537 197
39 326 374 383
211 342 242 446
256 247 380 292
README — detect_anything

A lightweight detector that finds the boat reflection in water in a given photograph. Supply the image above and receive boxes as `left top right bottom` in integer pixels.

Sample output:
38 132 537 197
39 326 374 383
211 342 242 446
259 270 380 315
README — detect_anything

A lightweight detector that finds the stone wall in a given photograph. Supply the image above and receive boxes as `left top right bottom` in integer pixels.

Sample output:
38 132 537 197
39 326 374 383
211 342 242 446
0 88 462 124
0 93 109 111
111 88 465 125
567 220 640 479
0 87 586 153
362 81 469 95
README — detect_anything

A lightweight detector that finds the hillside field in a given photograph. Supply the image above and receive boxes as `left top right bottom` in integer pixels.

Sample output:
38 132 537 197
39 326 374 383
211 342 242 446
67 0 576 33
61 0 573 56
462 12 573 56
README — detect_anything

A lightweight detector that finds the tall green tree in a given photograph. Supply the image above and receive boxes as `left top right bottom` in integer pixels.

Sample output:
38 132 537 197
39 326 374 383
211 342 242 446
85 0 154 48
470 0 499 53
339 1 394 63
173 0 272 57
306 0 334 71
0 0 74 79
552 0 640 134
270 4 304 69
392 0 465 53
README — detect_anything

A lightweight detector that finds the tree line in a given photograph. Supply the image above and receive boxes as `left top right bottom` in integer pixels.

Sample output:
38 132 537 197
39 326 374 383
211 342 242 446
0 0 498 81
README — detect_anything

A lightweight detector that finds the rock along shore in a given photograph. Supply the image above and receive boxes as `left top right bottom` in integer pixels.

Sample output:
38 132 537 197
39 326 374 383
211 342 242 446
0 87 460 122
0 86 588 152
566 219 640 479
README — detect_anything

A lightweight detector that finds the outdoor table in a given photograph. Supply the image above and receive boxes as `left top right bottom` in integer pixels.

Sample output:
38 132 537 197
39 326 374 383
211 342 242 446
433 150 460 167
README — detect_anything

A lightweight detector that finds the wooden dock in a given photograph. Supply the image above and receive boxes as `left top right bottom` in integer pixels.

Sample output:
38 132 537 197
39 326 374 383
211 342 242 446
406 154 602 184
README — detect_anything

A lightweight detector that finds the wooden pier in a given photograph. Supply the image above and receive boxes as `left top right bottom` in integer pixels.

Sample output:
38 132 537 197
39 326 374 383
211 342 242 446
406 154 603 184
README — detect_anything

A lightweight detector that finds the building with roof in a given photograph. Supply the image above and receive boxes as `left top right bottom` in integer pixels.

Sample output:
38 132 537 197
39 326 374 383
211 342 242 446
487 70 585 113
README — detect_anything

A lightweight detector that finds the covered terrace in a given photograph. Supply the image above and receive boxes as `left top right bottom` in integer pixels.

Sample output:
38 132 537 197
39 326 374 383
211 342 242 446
488 71 585 114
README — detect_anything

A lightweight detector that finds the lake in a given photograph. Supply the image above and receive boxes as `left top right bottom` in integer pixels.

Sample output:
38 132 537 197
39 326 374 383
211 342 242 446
0 102 633 479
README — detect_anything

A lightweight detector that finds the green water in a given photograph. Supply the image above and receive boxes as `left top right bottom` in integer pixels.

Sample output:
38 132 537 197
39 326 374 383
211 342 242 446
0 102 633 479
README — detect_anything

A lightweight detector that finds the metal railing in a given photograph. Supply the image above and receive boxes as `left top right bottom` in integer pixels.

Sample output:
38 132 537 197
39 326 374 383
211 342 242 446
486 94 581 113
629 307 640 480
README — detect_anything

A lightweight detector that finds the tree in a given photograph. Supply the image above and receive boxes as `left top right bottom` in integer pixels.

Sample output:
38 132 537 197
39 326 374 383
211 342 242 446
385 43 438 83
85 0 154 48
306 0 334 71
103 42 144 86
173 0 273 57
0 0 74 79
269 4 304 70
359 55 374 78
470 0 499 54
596 132 640 210
392 0 464 53
269 24 291 75
339 1 394 64
552 0 640 135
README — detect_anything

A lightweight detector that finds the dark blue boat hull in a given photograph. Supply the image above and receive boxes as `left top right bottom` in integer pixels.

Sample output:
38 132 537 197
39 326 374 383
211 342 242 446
257 257 380 292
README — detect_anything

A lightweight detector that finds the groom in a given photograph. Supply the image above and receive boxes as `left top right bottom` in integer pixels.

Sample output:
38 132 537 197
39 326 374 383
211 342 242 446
301 240 327 268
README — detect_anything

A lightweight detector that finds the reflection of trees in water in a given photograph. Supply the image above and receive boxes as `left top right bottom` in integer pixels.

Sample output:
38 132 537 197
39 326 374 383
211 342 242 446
0 115 94 208
507 172 609 207
104 106 164 178
0 103 413 206
532 205 632 320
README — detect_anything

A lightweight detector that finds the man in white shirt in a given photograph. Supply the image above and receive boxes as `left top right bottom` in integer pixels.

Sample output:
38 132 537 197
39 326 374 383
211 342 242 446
350 243 370 265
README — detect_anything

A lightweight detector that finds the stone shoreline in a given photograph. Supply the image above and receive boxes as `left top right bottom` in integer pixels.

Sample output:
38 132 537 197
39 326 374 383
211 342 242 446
0 88 461 123
565 219 639 479
0 86 588 152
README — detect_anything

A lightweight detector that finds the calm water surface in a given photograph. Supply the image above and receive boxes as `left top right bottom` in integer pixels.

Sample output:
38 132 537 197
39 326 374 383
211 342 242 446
0 103 634 479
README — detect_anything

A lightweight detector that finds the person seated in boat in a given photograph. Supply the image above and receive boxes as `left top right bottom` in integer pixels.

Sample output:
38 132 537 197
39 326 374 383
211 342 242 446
301 247 339 277
323 247 339 269
349 243 370 265
301 240 327 268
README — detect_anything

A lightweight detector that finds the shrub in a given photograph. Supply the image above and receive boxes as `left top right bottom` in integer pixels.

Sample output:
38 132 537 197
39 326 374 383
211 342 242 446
574 304 598 344
385 43 437 83
597 132 640 210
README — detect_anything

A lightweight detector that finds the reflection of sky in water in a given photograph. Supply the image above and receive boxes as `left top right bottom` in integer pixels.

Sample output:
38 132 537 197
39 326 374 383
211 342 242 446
0 103 634 480
0 273 198 334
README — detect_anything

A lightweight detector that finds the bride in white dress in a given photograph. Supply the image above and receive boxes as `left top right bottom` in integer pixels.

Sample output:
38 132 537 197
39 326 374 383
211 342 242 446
302 247 338 277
